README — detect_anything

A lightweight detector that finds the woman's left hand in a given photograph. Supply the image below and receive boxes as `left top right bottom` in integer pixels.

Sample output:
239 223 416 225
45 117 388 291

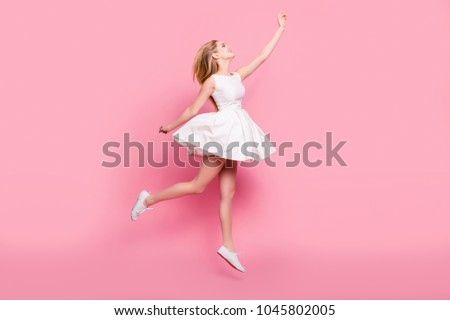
278 12 287 28
159 125 169 134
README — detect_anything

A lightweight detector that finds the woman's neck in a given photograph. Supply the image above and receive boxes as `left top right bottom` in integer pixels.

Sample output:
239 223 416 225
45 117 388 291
216 61 232 75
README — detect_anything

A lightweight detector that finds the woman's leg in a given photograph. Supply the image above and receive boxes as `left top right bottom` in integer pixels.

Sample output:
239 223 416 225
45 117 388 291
218 159 238 252
144 156 226 207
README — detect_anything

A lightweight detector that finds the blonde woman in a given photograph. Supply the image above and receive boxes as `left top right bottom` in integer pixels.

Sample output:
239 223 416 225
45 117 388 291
131 12 287 272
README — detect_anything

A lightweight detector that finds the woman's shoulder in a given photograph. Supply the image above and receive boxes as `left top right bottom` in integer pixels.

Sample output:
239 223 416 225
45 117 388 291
207 74 220 87
204 75 216 85
201 76 216 94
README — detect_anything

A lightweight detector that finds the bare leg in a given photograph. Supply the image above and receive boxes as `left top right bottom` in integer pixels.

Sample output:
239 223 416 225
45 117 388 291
144 156 226 207
218 159 238 252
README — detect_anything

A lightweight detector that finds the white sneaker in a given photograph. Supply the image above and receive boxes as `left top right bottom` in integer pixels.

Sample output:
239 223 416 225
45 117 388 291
131 190 154 221
217 245 246 272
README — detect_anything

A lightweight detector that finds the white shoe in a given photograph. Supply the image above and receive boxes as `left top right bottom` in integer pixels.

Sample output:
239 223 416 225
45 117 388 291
131 190 154 221
217 245 246 272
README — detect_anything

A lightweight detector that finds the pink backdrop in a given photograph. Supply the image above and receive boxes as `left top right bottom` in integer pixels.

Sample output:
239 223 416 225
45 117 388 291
1 0 449 299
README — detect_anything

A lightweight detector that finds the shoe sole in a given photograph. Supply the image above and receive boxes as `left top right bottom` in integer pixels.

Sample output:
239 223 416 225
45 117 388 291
217 252 245 272
131 207 149 221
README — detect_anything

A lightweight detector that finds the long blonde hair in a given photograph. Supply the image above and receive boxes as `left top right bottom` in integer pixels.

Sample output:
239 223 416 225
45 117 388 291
192 40 220 112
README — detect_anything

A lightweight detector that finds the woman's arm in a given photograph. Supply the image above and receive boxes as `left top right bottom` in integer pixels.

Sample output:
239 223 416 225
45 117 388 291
236 12 287 81
159 77 215 134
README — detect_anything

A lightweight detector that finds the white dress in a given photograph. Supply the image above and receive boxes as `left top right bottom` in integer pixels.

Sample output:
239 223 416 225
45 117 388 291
172 72 276 161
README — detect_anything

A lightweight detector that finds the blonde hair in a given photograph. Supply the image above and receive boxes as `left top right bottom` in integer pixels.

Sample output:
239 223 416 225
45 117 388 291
192 40 220 112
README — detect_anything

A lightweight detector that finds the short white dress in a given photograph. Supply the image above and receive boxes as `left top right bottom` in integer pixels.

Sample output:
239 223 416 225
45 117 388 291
172 72 276 161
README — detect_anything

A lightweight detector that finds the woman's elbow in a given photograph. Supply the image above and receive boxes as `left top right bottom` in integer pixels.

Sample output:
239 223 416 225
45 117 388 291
186 106 197 118
258 52 269 62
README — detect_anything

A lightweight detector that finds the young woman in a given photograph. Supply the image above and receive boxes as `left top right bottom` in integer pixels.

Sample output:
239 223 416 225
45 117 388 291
131 12 287 272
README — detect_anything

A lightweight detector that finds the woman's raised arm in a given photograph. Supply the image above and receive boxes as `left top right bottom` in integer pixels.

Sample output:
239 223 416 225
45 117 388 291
236 12 287 81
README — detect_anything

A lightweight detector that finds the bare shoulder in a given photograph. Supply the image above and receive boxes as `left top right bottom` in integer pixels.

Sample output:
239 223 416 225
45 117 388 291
203 76 215 90
234 70 242 77
204 75 215 84
234 69 245 81
199 76 215 96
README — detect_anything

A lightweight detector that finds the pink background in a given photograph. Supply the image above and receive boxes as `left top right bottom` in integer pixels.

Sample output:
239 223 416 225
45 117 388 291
1 0 449 299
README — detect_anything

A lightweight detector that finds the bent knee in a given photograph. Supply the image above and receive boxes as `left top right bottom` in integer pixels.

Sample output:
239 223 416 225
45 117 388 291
191 183 207 194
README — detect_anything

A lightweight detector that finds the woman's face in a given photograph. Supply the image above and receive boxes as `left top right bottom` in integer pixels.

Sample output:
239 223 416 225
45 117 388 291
214 41 235 60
